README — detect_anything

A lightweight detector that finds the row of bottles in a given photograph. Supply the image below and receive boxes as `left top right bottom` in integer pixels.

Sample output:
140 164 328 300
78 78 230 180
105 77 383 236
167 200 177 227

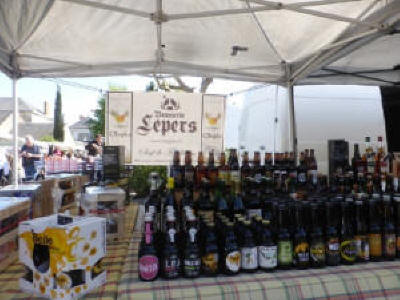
139 174 400 280
170 148 321 198
333 136 398 195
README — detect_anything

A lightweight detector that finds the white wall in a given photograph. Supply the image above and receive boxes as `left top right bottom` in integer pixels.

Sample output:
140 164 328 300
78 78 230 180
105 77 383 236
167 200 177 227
294 85 386 174
228 85 386 174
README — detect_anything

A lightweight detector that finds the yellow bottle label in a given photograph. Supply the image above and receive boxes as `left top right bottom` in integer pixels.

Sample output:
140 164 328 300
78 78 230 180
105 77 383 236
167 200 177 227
369 233 382 257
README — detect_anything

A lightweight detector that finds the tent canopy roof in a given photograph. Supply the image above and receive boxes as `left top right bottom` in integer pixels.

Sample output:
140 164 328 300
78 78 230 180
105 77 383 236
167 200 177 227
0 0 399 85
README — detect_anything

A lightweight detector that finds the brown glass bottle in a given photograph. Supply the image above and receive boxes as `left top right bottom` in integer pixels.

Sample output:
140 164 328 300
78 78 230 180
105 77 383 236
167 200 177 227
241 152 251 183
184 151 195 188
195 152 208 188
218 152 230 185
252 151 263 180
207 151 218 187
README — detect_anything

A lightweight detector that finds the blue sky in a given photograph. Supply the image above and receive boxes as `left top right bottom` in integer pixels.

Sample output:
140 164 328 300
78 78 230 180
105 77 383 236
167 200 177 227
0 73 254 124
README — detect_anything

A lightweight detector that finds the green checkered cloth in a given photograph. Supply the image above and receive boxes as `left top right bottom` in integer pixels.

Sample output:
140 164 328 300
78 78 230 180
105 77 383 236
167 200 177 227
118 209 400 300
0 203 138 300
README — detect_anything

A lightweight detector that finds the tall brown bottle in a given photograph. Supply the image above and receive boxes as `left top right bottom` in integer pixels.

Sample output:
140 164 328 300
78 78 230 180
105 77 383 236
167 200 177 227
207 151 218 187
195 152 208 188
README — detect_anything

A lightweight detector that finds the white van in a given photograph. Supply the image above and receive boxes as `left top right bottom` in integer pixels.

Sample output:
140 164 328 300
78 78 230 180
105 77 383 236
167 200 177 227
226 85 387 175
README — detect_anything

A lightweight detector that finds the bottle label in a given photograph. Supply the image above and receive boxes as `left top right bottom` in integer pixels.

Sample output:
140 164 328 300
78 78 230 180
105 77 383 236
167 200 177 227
294 242 309 264
225 251 241 272
139 255 158 280
202 253 218 273
298 173 306 183
340 240 356 262
384 234 396 257
218 170 229 183
397 236 400 253
230 171 240 184
369 233 382 257
185 171 194 184
246 209 262 219
326 238 340 264
241 247 258 269
278 241 293 265
258 245 277 269
310 242 325 263
354 235 369 261
184 255 201 277
164 254 180 278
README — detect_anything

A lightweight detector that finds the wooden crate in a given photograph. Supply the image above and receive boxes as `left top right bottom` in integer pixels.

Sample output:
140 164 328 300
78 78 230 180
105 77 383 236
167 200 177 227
0 197 30 272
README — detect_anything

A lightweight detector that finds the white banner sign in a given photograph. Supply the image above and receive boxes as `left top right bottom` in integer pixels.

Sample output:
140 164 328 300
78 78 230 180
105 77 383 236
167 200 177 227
106 92 132 163
202 94 225 156
107 92 225 165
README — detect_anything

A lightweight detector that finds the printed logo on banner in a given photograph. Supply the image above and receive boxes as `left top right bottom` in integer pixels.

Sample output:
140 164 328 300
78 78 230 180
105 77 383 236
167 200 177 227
205 113 221 126
136 95 198 136
110 110 129 124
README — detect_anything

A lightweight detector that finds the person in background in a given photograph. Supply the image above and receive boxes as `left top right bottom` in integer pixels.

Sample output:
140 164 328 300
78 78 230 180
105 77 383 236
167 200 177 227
86 134 103 157
0 149 10 185
20 135 41 180
53 145 63 157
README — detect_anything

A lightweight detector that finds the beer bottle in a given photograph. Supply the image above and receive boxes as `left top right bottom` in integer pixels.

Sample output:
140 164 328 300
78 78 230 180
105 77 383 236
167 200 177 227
293 202 309 269
201 222 219 276
273 153 282 193
280 152 289 193
288 152 298 188
258 219 277 271
138 214 159 281
368 197 382 261
252 151 263 180
241 151 251 183
309 202 325 268
183 216 201 278
264 152 273 179
277 204 293 269
218 152 230 185
231 189 245 219
365 137 376 176
325 201 340 266
308 149 318 189
354 200 369 262
171 150 183 189
241 220 258 272
215 181 229 218
195 152 208 188
184 151 195 188
305 149 310 168
222 221 241 275
340 200 357 264
228 149 240 189
162 220 180 279
383 195 396 260
394 194 400 258
207 151 218 187
197 179 214 224
245 178 262 219
297 152 307 190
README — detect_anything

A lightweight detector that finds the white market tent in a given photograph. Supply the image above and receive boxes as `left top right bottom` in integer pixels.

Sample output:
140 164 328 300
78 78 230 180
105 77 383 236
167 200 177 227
0 0 399 184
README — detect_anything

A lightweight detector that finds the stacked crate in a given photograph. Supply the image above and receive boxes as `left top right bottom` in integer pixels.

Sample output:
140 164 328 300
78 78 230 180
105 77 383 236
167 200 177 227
81 186 125 242
0 197 30 271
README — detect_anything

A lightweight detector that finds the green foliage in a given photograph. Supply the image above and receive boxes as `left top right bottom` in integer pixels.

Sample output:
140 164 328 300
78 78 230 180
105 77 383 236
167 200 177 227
40 135 56 142
129 166 167 197
53 85 65 141
89 96 105 136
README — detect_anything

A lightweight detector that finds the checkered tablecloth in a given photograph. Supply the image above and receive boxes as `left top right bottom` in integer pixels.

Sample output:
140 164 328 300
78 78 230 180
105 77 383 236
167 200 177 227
0 202 138 300
118 207 400 300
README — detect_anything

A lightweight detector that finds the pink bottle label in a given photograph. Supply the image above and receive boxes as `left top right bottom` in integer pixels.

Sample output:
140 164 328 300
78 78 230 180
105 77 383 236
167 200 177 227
139 255 158 280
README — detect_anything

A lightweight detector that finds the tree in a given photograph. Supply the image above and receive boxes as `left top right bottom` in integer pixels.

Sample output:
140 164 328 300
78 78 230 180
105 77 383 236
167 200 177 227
53 85 65 141
89 95 105 136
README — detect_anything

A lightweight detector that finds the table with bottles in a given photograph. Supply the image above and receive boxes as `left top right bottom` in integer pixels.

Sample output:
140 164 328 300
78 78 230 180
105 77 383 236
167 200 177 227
118 147 400 300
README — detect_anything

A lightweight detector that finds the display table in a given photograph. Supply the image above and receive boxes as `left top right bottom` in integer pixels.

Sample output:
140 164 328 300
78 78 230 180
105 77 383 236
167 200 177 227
0 202 138 300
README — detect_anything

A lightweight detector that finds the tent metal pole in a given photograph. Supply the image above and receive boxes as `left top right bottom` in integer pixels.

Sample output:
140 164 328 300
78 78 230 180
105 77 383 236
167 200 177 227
287 83 297 164
12 78 18 186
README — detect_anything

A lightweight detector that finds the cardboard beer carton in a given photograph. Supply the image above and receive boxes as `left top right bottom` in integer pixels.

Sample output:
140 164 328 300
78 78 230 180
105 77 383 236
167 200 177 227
81 186 125 242
19 214 106 300
0 197 30 272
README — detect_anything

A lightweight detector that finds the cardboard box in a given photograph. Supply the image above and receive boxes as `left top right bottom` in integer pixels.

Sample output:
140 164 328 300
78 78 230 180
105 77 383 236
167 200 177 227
0 197 30 272
19 214 106 300
81 187 125 242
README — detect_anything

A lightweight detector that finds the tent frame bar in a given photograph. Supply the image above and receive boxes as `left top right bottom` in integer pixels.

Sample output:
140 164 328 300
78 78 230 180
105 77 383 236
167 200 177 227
12 78 18 186
59 0 151 18
319 67 399 85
